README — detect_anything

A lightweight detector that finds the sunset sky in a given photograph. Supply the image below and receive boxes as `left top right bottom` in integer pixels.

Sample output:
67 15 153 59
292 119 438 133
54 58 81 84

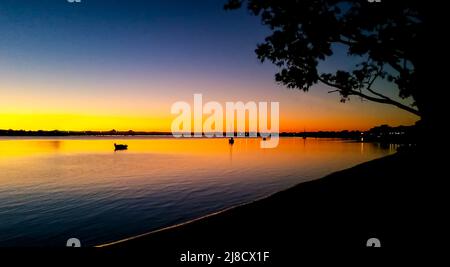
0 0 418 132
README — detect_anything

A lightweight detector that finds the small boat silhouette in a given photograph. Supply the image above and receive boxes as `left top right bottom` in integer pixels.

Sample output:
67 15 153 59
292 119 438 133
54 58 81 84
114 143 128 150
228 137 234 144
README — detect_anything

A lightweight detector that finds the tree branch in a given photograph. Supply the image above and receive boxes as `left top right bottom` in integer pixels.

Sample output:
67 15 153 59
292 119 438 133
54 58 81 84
364 68 391 100
336 34 407 76
318 76 421 116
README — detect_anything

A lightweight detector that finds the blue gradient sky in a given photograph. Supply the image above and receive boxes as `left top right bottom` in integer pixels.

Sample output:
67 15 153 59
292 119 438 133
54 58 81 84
0 0 418 131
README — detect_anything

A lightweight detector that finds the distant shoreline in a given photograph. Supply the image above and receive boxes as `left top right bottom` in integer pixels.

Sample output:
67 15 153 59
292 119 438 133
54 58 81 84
0 126 417 143
0 129 363 138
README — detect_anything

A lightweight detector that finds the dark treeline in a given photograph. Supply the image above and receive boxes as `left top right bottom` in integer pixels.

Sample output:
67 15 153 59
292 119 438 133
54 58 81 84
284 124 418 144
0 129 172 136
1 125 418 144
364 125 419 144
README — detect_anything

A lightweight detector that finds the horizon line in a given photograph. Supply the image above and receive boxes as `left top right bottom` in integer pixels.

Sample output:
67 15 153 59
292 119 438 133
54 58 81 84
0 124 414 135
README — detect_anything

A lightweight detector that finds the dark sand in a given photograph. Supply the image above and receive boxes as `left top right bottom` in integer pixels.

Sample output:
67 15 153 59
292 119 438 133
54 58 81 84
96 150 440 262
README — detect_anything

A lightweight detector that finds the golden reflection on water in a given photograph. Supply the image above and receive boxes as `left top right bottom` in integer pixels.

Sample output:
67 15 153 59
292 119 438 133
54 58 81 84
0 137 262 157
0 137 395 246
0 137 394 189
0 137 391 158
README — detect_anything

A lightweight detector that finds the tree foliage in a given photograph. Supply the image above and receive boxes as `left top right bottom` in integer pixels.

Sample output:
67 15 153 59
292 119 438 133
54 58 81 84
225 0 427 117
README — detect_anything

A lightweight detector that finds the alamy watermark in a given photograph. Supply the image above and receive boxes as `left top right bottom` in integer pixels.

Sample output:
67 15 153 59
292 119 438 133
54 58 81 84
171 94 279 148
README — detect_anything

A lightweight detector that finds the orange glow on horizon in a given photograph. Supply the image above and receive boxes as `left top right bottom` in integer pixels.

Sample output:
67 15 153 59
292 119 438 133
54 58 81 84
0 109 417 132
1 81 418 132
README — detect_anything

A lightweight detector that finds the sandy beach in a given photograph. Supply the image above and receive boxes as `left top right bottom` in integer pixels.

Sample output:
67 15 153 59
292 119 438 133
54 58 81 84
96 149 437 263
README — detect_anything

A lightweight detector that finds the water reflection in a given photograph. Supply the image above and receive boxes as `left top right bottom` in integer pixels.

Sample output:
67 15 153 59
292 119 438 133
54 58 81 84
0 137 393 246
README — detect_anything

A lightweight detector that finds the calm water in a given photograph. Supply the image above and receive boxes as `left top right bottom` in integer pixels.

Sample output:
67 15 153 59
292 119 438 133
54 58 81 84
0 137 395 247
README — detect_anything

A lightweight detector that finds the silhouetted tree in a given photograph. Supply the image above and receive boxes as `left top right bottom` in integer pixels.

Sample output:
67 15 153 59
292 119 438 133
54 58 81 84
225 0 438 126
